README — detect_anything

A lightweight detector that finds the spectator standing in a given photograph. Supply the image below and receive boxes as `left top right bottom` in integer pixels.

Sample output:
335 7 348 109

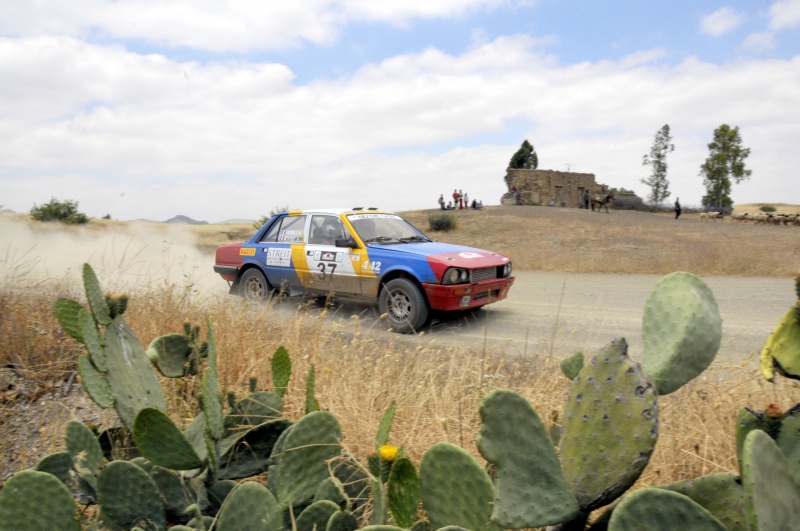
674 198 682 219
438 194 445 210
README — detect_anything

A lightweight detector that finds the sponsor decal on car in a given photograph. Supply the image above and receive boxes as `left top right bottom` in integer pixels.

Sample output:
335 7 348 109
313 251 342 262
266 248 292 267
240 247 256 256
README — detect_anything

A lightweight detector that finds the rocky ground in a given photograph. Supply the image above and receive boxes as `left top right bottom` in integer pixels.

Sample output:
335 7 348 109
0 368 116 481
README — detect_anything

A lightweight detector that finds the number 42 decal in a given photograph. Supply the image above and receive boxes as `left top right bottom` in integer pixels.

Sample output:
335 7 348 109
362 261 381 273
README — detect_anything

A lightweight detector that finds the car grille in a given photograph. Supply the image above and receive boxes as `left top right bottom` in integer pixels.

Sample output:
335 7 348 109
471 267 498 282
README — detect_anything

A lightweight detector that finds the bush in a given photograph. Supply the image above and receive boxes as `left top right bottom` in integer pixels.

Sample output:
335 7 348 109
428 212 456 232
760 205 776 213
29 198 89 224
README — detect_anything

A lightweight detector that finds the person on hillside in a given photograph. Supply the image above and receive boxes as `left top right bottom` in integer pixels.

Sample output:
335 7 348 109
674 198 682 220
438 194 445 210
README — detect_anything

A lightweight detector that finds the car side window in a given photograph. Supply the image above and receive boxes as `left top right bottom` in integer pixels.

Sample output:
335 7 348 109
260 215 306 243
308 215 348 246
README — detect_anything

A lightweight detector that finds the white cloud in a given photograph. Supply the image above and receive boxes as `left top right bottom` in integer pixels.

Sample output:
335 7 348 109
1 32 799 221
0 0 511 52
700 7 746 37
770 0 800 30
741 31 777 53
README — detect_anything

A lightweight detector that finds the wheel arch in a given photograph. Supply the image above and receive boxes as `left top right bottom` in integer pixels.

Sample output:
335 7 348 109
232 264 270 295
377 270 429 307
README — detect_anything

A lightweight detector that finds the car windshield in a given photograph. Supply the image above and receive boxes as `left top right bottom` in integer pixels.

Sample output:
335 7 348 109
347 213 432 244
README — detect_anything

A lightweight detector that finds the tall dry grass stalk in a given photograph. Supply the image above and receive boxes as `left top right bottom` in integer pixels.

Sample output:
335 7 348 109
3 275 799 495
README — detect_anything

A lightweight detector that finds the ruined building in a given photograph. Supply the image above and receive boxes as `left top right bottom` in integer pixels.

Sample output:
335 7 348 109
503 169 610 208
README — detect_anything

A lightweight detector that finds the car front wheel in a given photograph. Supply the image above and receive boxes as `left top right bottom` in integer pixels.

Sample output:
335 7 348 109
239 268 271 301
379 278 429 333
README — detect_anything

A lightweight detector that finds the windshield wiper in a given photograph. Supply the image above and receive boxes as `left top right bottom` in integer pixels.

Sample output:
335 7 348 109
399 236 432 243
363 236 401 243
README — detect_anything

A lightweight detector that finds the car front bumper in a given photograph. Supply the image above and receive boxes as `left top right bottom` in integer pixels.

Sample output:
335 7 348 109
423 276 515 311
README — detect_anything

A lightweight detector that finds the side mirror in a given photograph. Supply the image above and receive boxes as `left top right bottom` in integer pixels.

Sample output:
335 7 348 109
335 238 360 249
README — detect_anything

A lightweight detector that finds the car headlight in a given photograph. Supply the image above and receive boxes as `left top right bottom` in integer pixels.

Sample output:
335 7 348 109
443 268 469 285
502 262 512 277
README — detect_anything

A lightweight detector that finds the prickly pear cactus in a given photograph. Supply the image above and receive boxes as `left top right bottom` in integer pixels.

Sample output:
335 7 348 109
271 410 343 509
656 472 748 531
741 429 800 530
97 460 166 531
215 481 282 531
776 404 800 486
0 470 80 530
296 500 339 531
272 345 292 398
560 351 584 381
133 407 203 470
642 271 722 395
419 442 494 531
387 457 420 529
476 388 579 528
608 488 726 530
760 307 800 382
560 338 658 513
147 333 193 378
104 315 168 428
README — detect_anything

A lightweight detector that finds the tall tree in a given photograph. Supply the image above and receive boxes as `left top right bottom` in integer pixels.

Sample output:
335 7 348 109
640 124 674 205
699 124 752 210
508 139 539 169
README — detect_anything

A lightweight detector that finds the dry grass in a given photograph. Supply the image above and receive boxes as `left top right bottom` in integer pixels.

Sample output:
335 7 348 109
399 206 799 276
1 208 799 522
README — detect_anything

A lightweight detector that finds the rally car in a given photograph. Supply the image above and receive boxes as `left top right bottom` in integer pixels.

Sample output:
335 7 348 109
213 208 514 333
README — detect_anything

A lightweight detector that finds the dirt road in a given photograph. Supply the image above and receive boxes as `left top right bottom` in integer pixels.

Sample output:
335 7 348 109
313 271 795 362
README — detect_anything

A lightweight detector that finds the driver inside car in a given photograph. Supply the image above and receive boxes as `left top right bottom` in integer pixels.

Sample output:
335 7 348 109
320 218 345 245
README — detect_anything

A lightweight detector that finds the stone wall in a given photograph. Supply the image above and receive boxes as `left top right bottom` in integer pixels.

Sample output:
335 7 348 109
503 169 610 208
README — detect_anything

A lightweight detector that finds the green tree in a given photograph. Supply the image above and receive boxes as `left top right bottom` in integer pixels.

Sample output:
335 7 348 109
508 139 538 170
699 124 752 210
640 124 674 205
29 198 89 224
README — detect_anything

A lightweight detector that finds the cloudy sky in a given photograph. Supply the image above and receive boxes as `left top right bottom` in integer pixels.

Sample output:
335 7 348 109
1 0 799 222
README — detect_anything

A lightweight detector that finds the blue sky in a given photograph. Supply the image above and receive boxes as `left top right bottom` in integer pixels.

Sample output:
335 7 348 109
1 1 799 221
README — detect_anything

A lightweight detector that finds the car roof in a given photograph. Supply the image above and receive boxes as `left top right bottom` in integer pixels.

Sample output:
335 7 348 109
288 208 389 216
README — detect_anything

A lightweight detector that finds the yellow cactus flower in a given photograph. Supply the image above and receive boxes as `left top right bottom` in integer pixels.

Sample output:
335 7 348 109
379 445 398 462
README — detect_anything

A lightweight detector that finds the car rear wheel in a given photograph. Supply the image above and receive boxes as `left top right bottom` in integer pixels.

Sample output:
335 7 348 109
240 268 271 301
379 278 429 333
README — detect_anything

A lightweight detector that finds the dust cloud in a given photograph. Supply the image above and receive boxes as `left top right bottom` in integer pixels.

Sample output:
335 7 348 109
0 214 228 299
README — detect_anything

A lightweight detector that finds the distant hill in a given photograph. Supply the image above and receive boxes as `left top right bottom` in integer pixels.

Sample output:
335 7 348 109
165 215 208 225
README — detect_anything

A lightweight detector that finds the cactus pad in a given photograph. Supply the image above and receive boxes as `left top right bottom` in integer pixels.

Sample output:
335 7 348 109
83 263 112 325
741 429 800 530
760 307 800 382
477 388 579 528
77 354 114 408
419 442 494 531
0 470 80 530
560 351 584 380
296 500 339 531
215 481 281 531
54 298 86 343
387 457 421 529
656 472 747 531
134 407 203 470
608 488 726 530
104 316 167 428
272 411 342 508
560 338 658 512
147 333 193 378
272 346 292 398
642 271 721 395
98 460 166 531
